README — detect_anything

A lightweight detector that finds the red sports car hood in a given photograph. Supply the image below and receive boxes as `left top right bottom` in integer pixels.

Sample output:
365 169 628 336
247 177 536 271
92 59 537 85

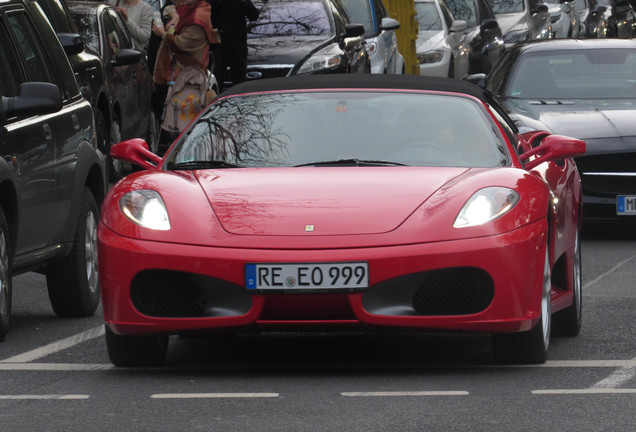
194 167 468 236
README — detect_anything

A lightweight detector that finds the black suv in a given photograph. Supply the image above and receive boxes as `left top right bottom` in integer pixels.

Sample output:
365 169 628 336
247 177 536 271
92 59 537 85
0 0 108 340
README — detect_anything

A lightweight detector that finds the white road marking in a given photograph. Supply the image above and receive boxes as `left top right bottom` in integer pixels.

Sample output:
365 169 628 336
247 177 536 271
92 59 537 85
0 395 89 400
151 393 279 399
590 356 636 389
582 254 636 291
532 389 636 395
342 391 468 397
0 325 105 363
0 363 112 371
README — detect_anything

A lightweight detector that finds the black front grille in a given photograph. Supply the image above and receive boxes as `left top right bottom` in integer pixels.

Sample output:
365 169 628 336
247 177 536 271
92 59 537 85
130 270 251 318
412 268 494 316
362 267 494 316
575 153 636 195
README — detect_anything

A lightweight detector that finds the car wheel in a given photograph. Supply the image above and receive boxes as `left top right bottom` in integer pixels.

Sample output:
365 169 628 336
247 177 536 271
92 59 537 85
105 326 169 367
552 227 582 336
147 106 160 154
95 108 109 156
109 112 124 182
0 208 12 342
46 188 100 317
493 244 551 364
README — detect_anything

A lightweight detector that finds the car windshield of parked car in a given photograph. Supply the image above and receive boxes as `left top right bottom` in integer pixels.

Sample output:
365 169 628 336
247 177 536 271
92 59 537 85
248 0 333 37
506 49 636 99
415 1 443 31
341 0 374 38
71 8 99 54
489 0 525 13
444 0 478 26
166 91 509 169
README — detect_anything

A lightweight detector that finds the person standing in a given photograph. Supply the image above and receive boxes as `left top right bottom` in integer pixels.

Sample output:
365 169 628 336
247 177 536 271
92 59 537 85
208 0 260 92
110 0 154 52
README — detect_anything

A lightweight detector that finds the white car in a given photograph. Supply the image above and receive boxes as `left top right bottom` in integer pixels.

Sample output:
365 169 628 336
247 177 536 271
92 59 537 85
414 0 471 78
341 0 405 73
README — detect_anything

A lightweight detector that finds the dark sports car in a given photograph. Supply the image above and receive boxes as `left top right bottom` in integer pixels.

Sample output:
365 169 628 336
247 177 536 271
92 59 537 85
482 39 636 222
245 0 370 82
100 74 585 367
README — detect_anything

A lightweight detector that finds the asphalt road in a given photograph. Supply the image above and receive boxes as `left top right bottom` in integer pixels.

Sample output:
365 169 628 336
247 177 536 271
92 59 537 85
0 223 635 431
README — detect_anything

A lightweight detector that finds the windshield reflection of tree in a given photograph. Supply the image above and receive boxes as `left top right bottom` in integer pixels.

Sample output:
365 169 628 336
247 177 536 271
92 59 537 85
71 13 100 54
247 1 331 36
488 0 524 14
415 3 443 31
445 0 477 26
174 94 302 167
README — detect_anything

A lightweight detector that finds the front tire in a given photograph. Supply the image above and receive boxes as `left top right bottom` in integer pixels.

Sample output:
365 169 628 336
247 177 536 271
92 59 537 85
105 326 169 367
46 188 100 317
0 208 12 341
493 245 551 364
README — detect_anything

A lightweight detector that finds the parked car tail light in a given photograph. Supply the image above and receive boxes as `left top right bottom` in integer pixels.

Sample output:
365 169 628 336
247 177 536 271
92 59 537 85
417 50 444 64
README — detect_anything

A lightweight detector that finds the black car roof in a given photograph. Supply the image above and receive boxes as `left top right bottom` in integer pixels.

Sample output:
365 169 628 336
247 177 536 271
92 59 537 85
510 38 636 55
219 74 490 102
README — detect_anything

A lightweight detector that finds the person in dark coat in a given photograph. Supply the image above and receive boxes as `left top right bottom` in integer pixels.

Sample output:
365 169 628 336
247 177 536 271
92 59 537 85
207 0 260 92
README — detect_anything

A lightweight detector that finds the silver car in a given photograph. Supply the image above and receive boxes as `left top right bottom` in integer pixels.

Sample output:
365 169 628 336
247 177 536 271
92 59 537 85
341 0 405 73
414 0 471 78
544 0 581 38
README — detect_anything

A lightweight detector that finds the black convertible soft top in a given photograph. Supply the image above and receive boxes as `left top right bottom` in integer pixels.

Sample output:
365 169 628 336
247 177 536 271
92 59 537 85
219 74 490 103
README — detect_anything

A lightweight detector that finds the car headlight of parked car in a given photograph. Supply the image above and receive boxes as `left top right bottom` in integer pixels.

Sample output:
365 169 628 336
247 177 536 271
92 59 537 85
417 50 444 64
454 187 520 228
297 45 343 74
120 190 171 230
504 29 529 44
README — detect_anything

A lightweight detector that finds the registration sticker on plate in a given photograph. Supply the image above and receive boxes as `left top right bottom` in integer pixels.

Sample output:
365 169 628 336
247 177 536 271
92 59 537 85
617 196 636 215
245 262 369 291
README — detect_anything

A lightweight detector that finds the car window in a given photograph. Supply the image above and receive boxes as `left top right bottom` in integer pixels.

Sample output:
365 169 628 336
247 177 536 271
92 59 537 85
415 1 444 30
506 49 636 99
0 19 23 97
489 0 524 13
444 0 478 26
248 0 333 37
35 0 75 33
169 91 509 168
71 8 100 54
477 0 495 19
439 0 455 27
7 11 51 83
341 0 374 37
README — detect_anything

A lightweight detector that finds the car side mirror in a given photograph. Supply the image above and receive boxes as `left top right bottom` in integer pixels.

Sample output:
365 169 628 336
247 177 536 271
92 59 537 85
1 82 62 121
450 20 468 32
110 138 162 170
464 73 487 87
344 23 365 38
520 134 586 170
112 48 142 67
380 17 400 31
480 19 499 31
57 32 85 56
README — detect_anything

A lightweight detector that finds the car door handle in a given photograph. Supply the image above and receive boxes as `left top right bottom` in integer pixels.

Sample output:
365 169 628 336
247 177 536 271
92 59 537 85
43 123 53 141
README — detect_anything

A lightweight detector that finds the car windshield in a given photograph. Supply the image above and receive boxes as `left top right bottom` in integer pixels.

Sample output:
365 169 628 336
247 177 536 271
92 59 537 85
341 0 374 38
70 9 99 54
489 0 525 13
165 91 509 169
248 0 333 37
415 2 443 31
506 49 636 99
574 0 586 10
444 0 478 26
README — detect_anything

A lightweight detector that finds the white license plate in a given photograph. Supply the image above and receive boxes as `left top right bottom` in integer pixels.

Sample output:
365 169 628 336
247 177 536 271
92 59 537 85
617 196 636 215
245 262 369 291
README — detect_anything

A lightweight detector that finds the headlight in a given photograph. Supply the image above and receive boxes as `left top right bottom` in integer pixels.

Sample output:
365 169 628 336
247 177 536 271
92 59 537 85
504 29 529 44
417 50 444 64
120 190 171 230
454 187 520 228
296 45 342 74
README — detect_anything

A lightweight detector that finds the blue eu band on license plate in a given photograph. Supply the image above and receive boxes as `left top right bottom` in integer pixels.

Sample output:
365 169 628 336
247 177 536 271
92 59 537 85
617 196 636 215
245 262 369 290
